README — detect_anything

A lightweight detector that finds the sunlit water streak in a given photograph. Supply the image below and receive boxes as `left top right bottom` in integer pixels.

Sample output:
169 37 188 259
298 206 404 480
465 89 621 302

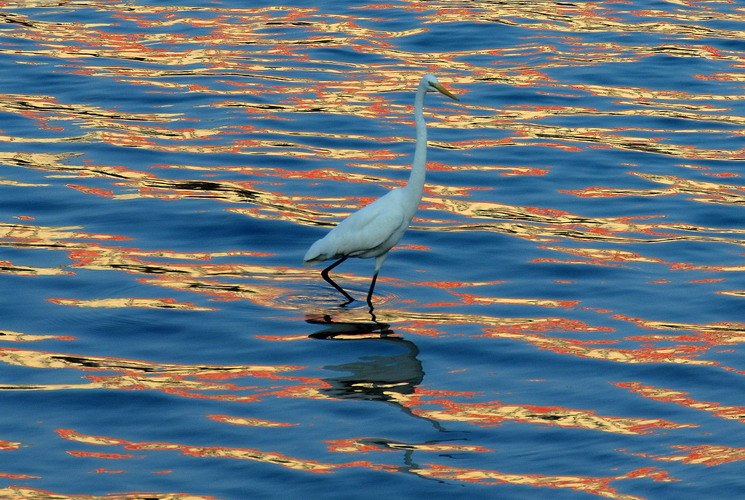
1 1 745 499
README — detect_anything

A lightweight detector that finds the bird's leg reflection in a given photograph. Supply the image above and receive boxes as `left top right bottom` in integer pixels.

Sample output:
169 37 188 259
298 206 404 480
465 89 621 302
368 304 378 323
306 312 392 338
321 256 354 305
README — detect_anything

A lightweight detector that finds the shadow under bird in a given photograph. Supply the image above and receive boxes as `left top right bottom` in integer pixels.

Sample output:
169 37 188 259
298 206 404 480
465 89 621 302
304 74 459 306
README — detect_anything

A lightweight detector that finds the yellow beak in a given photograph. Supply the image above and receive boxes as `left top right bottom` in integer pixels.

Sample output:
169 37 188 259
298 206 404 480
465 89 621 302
432 82 459 101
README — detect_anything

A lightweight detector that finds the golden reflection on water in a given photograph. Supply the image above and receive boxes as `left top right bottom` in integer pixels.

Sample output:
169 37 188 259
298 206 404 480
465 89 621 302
409 464 674 500
568 172 745 206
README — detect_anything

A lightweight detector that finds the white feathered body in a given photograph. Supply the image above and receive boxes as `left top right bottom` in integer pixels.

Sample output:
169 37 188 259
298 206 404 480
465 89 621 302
303 185 419 268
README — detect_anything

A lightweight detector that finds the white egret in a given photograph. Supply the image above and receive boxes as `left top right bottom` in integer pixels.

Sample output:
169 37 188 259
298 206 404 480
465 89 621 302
304 74 459 305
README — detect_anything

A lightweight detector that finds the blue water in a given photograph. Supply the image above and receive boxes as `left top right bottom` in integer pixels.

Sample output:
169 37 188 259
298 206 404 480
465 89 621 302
1 1 745 499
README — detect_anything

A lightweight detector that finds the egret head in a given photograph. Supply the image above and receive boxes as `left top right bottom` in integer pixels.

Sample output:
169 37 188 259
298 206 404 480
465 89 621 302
423 74 459 101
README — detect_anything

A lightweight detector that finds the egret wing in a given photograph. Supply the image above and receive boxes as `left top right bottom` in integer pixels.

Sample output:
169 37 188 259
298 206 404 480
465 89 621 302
334 193 407 256
304 189 409 264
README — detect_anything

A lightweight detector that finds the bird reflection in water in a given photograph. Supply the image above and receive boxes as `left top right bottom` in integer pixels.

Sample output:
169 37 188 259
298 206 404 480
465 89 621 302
306 313 446 434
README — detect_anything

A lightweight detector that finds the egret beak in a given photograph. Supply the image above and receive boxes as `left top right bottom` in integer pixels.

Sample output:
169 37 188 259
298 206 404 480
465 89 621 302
432 82 459 101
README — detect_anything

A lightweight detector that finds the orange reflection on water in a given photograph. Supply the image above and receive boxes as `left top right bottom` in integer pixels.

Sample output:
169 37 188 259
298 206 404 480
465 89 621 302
206 414 298 427
0 218 305 311
48 297 217 311
0 258 72 277
375 310 610 339
447 291 580 308
0 473 40 479
413 399 694 435
409 463 675 499
0 220 128 244
5 213 736 381
567 171 745 207
0 487 209 500
529 244 745 273
479 328 718 367
0 440 21 450
617 382 745 423
613 315 745 347
56 428 372 474
629 445 745 467
0 347 302 403
0 330 74 342
427 195 745 255
530 245 671 268
67 451 135 460
326 437 492 454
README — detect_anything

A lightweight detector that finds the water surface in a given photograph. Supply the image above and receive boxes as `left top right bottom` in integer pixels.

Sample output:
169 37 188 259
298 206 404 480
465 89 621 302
1 1 745 499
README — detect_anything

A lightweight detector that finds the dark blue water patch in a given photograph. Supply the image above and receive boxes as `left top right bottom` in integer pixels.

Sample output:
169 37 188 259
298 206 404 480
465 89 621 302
681 370 745 412
415 21 529 53
0 393 226 492
48 194 217 248
0 272 83 317
678 201 745 234
714 36 745 52
0 61 86 98
472 80 545 107
0 163 71 223
0 362 87 388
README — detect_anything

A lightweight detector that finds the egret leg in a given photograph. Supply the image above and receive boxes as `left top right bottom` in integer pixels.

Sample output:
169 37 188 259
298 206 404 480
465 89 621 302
366 271 379 307
321 257 354 304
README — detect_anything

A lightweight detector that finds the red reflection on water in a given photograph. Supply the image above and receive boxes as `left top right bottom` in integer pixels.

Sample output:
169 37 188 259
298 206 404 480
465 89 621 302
408 463 675 498
566 171 745 206
326 437 493 453
531 245 672 268
479 328 718 367
0 472 39 479
48 297 217 311
411 399 694 435
0 440 22 450
0 331 75 342
0 346 303 403
0 486 213 500
67 451 135 459
449 291 581 308
206 414 298 427
617 382 745 423
56 428 373 474
629 445 745 467
613 315 745 347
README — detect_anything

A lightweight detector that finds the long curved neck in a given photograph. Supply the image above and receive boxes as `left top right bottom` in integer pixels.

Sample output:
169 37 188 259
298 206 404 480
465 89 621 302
405 79 429 201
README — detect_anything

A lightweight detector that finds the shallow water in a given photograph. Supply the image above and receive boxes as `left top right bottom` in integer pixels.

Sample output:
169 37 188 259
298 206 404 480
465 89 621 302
1 1 745 499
